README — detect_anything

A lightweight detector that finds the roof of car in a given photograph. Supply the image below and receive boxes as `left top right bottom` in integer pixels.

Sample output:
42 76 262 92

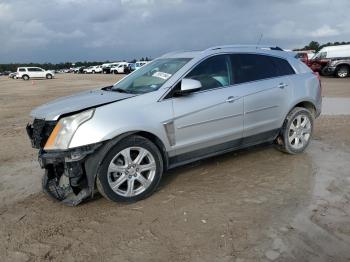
161 45 296 60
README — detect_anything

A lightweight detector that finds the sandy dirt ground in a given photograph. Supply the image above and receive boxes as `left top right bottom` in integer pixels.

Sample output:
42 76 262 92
0 74 349 261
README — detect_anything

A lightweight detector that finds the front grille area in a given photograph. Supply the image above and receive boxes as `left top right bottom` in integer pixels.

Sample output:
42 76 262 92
26 119 57 149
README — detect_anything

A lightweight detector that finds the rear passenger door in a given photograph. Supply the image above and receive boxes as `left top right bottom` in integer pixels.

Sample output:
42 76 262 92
27 68 38 78
36 68 46 78
229 54 295 141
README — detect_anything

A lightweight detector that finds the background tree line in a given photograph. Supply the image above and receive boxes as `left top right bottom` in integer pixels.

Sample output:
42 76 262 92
294 41 350 52
2 41 350 72
0 57 151 72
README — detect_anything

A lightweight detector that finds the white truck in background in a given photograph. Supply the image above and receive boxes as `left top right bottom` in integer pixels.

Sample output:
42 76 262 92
312 44 350 60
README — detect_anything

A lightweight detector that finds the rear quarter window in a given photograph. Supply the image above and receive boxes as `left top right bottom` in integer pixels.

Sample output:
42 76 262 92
269 56 295 76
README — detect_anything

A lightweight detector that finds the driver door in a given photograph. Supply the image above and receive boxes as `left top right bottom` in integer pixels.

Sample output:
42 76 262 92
171 55 244 156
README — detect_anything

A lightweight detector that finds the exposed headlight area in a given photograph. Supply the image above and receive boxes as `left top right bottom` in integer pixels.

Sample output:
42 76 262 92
26 109 100 206
44 109 94 150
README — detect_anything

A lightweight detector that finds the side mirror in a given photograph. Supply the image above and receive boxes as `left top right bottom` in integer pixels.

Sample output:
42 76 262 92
175 78 202 96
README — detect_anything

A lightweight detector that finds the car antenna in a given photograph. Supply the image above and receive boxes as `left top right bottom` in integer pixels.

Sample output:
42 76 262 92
256 33 263 47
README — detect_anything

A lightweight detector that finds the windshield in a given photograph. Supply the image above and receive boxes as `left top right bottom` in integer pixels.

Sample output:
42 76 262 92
312 51 327 60
112 58 191 94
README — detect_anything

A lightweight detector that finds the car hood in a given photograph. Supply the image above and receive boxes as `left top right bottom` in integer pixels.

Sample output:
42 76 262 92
31 88 135 120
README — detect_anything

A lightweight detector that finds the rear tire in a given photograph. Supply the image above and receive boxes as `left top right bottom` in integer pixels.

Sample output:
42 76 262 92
96 136 163 203
275 107 314 154
336 65 349 78
22 75 29 80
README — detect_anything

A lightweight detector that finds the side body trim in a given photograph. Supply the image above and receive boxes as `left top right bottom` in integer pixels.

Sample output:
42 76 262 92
168 128 279 169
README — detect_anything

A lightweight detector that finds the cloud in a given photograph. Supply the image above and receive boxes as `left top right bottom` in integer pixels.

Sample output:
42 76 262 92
311 25 340 38
0 0 349 63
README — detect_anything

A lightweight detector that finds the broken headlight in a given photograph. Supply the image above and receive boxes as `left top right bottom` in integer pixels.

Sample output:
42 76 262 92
44 109 94 150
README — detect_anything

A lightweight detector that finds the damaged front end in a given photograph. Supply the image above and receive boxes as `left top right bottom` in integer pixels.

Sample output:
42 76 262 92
27 119 102 206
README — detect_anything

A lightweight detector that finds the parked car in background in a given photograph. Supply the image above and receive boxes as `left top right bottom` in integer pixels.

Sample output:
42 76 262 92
295 50 315 64
26 45 321 205
78 67 86 74
295 53 309 64
102 62 120 74
84 65 103 74
17 67 54 80
111 62 129 74
127 63 136 73
102 63 112 74
8 72 17 79
308 44 350 75
134 61 149 70
323 57 350 78
2 71 12 76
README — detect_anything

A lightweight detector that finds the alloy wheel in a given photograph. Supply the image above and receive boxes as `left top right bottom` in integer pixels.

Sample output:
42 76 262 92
288 114 311 150
107 147 156 197
337 69 348 78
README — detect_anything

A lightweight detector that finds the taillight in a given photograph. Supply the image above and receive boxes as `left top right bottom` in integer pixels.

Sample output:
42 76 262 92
313 71 322 95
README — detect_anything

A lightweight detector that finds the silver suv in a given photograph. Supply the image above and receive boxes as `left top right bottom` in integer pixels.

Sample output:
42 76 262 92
26 45 322 206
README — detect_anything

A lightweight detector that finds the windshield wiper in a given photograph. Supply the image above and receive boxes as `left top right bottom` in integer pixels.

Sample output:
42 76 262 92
113 88 129 93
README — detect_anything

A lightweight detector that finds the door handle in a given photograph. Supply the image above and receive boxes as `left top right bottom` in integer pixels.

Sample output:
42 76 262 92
226 96 236 103
277 83 288 89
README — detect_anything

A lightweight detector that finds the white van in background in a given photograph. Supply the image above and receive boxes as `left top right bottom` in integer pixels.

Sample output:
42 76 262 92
17 67 55 80
312 44 350 60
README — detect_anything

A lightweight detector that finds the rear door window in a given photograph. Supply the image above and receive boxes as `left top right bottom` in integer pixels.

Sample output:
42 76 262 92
28 68 43 72
230 54 278 84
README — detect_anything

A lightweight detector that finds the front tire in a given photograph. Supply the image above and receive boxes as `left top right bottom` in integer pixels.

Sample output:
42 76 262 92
46 74 53 79
276 107 314 154
96 136 163 203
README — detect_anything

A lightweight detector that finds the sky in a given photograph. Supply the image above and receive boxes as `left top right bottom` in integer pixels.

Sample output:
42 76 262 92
0 0 349 63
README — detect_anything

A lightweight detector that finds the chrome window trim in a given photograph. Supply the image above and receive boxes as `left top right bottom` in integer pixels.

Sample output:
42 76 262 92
159 52 295 101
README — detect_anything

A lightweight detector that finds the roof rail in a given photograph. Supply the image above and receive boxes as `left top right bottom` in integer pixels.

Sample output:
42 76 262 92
204 45 284 51
160 50 189 57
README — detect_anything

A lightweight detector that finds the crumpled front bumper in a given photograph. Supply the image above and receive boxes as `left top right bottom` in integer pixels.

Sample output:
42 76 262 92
323 65 337 74
38 143 102 206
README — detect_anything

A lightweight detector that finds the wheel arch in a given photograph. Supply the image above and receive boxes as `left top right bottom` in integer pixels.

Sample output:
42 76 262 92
279 100 317 132
336 63 350 69
84 130 169 197
292 101 316 117
285 99 317 120
335 63 350 73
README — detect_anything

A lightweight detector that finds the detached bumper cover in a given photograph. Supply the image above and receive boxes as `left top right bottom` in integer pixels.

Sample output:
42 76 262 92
39 143 102 206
